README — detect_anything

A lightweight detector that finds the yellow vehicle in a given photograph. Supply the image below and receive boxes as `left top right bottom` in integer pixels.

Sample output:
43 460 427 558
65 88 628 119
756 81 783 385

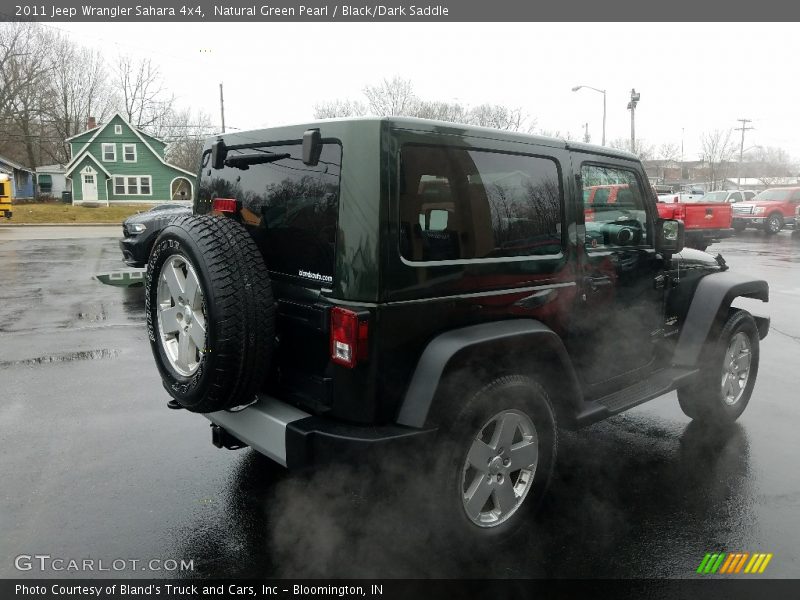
0 173 12 219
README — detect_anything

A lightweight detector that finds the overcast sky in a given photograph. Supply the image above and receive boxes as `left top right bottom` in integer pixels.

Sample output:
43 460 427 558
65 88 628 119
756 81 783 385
54 22 800 162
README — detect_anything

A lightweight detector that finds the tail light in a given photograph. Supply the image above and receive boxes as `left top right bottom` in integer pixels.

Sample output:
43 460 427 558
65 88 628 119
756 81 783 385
330 307 369 368
673 205 686 220
212 197 238 213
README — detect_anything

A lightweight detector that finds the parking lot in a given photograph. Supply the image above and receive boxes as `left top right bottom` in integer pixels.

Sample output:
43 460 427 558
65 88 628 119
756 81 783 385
1 225 798 579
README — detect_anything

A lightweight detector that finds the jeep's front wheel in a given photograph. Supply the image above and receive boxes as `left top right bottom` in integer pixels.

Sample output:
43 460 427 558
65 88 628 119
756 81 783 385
146 215 275 413
433 375 557 542
678 310 759 423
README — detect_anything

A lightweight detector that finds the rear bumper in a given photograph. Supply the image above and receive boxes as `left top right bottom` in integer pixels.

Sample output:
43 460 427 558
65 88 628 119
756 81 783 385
205 395 435 469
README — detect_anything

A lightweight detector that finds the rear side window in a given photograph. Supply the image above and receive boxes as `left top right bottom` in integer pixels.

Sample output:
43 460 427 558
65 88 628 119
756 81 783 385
198 142 341 283
399 145 563 262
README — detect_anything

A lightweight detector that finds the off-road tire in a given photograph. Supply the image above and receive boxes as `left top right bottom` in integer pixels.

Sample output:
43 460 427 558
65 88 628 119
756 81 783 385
146 214 275 413
431 375 557 544
678 310 759 424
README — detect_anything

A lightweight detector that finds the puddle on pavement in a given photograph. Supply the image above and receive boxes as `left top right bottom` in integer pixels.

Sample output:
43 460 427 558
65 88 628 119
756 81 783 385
0 348 121 367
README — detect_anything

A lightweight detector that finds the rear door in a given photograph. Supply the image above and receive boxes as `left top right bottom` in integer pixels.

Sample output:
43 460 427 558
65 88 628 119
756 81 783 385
197 140 343 412
568 155 668 395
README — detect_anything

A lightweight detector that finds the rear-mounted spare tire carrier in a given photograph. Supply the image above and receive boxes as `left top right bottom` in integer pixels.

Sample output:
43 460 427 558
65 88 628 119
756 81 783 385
145 214 276 412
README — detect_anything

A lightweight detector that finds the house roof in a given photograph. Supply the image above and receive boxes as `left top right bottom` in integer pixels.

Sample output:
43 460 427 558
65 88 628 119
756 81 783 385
0 154 34 173
65 125 102 141
36 164 66 173
65 152 112 178
725 177 800 186
66 112 196 178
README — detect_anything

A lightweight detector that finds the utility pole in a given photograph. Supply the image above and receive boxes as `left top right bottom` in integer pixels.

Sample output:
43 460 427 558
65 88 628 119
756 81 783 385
627 88 640 154
735 118 753 189
583 122 590 143
219 82 226 134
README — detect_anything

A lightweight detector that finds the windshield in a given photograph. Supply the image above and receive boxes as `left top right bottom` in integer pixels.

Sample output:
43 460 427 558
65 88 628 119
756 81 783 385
754 189 791 201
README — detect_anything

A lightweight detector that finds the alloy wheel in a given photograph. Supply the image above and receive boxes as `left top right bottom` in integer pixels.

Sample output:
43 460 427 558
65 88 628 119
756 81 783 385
156 255 207 376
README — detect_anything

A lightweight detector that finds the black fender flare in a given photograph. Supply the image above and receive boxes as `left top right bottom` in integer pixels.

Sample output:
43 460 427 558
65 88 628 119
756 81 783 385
395 319 583 429
673 271 768 367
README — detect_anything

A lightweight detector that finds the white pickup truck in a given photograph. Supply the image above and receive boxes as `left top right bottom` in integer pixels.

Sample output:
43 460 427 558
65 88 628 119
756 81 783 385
654 186 705 204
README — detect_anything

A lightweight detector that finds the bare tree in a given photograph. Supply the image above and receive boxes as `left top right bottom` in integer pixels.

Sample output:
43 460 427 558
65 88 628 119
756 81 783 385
0 23 56 168
656 142 680 162
116 55 175 132
313 99 367 119
608 137 654 160
162 108 216 172
538 128 575 141
319 76 533 132
700 129 735 190
363 76 416 116
46 37 116 163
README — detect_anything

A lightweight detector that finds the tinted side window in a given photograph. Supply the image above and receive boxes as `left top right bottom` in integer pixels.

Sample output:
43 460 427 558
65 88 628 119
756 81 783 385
399 145 563 262
582 164 649 248
790 190 800 202
198 143 341 283
729 192 742 202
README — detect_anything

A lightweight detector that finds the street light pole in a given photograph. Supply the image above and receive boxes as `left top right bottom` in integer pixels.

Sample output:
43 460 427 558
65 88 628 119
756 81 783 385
627 88 640 154
571 85 606 146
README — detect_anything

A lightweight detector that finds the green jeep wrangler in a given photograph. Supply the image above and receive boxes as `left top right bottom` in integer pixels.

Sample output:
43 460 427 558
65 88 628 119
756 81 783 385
145 117 769 539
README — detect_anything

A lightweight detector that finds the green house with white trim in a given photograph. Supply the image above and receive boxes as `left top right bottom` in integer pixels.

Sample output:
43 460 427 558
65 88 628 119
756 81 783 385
65 113 196 205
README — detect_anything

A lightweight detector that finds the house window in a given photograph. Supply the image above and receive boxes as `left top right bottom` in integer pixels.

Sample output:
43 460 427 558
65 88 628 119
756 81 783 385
123 144 137 162
114 125 122 134
102 144 116 161
140 176 151 195
127 177 138 195
114 176 125 195
38 174 52 194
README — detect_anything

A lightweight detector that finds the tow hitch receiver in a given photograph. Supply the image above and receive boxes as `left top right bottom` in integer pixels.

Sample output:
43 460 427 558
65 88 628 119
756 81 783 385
210 424 248 450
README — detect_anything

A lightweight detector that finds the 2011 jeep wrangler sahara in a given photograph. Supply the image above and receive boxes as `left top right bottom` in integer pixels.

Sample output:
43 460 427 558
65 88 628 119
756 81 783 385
145 117 769 539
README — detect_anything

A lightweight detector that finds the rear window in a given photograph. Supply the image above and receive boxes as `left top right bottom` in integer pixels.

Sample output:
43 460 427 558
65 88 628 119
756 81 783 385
198 142 342 284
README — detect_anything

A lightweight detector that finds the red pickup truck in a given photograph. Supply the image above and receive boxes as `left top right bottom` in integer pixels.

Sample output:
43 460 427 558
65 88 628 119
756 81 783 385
655 198 733 251
731 187 800 234
584 184 732 251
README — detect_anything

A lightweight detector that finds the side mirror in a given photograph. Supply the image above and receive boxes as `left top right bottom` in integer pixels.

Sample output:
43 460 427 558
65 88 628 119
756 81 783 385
302 128 323 166
655 218 684 256
211 138 227 170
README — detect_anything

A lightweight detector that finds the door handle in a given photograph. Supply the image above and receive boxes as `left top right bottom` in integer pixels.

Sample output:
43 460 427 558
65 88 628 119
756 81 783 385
584 275 612 292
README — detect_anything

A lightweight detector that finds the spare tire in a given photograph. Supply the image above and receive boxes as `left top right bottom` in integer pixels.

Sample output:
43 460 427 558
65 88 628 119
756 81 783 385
145 214 275 412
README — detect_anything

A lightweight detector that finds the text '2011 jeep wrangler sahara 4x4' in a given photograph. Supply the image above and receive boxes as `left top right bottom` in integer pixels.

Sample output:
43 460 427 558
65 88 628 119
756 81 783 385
145 118 769 540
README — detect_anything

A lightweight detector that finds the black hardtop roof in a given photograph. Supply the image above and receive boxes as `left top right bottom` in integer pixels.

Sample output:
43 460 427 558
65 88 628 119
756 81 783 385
213 116 638 162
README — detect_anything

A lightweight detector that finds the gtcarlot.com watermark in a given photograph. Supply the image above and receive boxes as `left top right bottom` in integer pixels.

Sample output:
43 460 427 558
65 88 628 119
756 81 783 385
14 554 194 573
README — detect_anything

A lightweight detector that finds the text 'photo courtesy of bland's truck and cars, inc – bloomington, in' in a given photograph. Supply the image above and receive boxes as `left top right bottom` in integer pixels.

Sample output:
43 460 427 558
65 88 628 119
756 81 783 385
1 3 800 598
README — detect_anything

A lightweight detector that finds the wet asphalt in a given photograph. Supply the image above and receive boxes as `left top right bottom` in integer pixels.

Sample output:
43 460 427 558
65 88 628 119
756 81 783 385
0 226 798 580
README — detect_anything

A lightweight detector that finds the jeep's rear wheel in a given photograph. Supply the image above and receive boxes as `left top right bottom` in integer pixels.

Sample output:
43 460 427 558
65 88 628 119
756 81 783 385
678 310 759 423
433 375 557 542
146 215 275 413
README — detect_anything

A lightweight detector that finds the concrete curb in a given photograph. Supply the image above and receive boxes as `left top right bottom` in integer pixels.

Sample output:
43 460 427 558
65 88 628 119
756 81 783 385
0 223 119 227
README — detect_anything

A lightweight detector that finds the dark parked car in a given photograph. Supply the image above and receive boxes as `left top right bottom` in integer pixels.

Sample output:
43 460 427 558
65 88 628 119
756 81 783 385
144 118 769 542
120 203 191 267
